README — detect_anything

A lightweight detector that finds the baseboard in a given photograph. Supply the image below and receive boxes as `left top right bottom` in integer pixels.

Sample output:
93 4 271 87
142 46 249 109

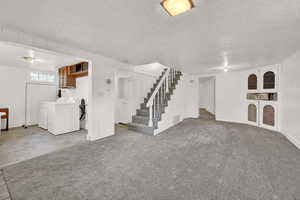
281 132 300 150
86 132 114 141
216 119 300 150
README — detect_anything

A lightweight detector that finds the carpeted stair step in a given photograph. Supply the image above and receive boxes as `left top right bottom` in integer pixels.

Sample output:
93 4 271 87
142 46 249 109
132 115 149 125
140 101 168 109
128 123 155 135
136 108 149 116
130 69 183 135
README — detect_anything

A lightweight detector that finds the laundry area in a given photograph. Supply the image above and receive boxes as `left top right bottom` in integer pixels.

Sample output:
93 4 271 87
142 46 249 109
0 42 89 168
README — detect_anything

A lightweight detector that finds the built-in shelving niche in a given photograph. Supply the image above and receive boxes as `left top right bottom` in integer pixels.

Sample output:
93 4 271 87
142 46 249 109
248 104 257 122
263 105 275 126
246 66 278 130
248 74 258 90
247 93 277 101
263 71 275 89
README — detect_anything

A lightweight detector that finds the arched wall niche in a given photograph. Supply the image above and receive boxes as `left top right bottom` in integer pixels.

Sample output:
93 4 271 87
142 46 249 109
263 71 275 89
248 74 257 90
263 105 275 126
248 104 257 122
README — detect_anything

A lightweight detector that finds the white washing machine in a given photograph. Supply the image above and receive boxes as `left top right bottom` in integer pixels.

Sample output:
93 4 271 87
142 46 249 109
39 99 80 135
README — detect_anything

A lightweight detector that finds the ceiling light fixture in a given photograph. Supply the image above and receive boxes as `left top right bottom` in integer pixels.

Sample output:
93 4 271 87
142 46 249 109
223 66 229 72
23 56 37 63
161 0 195 16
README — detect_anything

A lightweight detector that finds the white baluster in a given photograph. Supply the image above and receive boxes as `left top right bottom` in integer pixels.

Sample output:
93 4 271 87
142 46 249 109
172 69 174 84
149 103 153 127
166 73 169 93
156 94 158 117
157 88 160 112
173 69 175 83
162 81 165 102
160 87 163 109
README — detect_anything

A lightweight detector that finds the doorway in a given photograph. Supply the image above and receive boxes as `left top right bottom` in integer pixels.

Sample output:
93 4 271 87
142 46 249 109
198 76 216 118
0 41 90 168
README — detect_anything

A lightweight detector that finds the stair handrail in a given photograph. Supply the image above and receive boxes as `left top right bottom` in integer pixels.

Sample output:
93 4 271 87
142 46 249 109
146 67 170 127
146 68 170 107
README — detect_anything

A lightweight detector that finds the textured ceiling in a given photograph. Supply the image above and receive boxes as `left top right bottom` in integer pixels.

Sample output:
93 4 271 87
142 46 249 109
0 42 83 71
0 0 300 74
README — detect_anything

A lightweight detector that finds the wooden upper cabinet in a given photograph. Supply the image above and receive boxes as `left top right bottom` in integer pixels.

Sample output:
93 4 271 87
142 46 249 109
70 62 88 78
58 62 88 88
59 66 76 88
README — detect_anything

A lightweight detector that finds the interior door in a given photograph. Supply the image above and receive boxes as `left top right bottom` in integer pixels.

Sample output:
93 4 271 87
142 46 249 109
26 83 57 126
116 77 133 123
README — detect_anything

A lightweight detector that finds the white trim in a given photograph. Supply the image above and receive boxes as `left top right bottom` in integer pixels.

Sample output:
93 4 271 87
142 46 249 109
281 132 300 150
86 131 114 141
217 119 300 150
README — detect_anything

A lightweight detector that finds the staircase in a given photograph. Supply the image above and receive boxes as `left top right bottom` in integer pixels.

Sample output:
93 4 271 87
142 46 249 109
129 67 182 135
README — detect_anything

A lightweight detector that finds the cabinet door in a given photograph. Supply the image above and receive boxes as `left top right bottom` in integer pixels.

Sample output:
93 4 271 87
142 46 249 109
58 66 76 88
247 100 259 126
82 62 88 71
259 101 278 131
66 66 76 87
58 68 64 88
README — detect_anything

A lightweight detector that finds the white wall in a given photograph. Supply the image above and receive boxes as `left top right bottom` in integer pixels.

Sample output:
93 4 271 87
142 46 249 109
115 68 156 124
0 65 27 128
89 58 131 140
280 50 300 148
215 71 247 123
61 76 89 102
199 77 215 114
0 65 57 128
156 74 199 134
75 77 89 101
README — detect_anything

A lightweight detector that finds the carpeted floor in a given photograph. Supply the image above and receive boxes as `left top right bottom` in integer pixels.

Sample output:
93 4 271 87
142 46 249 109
2 118 300 200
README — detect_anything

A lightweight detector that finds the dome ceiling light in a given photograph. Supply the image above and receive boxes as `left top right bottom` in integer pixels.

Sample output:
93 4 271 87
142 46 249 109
23 56 41 63
161 0 195 16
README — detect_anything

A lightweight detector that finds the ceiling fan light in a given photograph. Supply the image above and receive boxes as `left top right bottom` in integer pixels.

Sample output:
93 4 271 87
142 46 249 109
23 56 36 63
161 0 194 16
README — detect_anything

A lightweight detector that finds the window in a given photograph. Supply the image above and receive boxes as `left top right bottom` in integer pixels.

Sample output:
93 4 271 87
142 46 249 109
263 71 275 89
248 104 257 122
248 74 257 90
30 72 56 83
263 105 275 126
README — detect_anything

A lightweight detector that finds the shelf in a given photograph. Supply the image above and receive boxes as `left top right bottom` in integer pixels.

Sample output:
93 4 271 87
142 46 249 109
71 70 88 78
58 62 88 88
